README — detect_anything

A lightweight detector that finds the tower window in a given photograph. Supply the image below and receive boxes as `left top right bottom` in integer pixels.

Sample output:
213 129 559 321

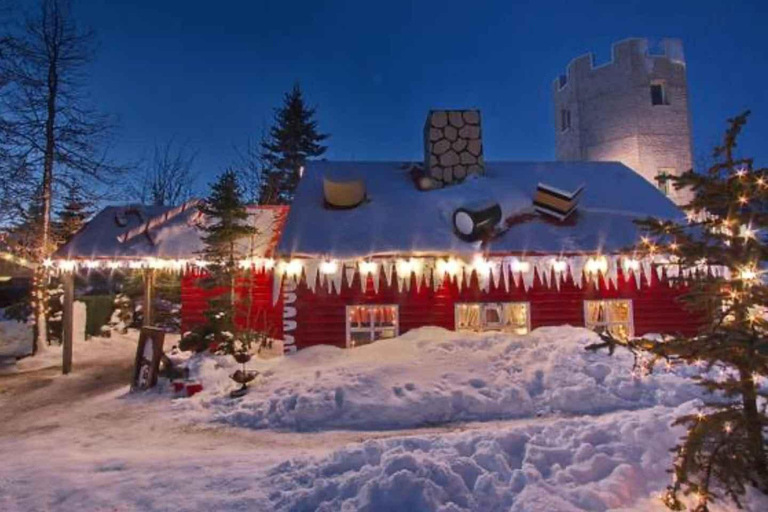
650 81 669 106
560 109 571 132
656 168 674 195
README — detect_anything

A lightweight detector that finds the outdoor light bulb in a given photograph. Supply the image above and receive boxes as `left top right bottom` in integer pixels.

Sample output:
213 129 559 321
59 260 76 272
510 259 529 273
473 255 492 276
669 242 678 251
757 177 766 187
740 225 756 240
623 258 640 272
738 195 749 205
552 259 567 273
262 258 275 270
739 266 758 282
286 260 303 276
438 258 460 276
586 256 608 274
108 260 121 269
735 168 747 178
320 260 338 274
42 258 53 268
359 261 377 275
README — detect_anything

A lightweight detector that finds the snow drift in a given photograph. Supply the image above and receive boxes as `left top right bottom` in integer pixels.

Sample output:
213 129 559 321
180 326 703 431
265 404 696 512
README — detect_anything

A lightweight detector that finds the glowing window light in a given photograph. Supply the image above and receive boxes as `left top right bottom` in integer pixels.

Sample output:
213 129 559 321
551 259 567 273
585 256 608 274
359 261 377 275
320 260 339 274
510 259 530 273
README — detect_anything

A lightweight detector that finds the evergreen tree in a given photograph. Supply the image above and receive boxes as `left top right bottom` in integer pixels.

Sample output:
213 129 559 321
260 84 328 204
589 112 767 511
55 181 91 244
181 170 257 354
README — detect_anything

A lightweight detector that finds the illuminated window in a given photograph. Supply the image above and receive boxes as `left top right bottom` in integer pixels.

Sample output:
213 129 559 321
656 168 674 195
455 302 530 335
560 109 571 132
650 81 669 106
346 305 398 348
584 299 634 339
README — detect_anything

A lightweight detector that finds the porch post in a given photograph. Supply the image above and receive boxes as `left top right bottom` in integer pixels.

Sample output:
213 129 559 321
62 272 74 375
143 268 155 327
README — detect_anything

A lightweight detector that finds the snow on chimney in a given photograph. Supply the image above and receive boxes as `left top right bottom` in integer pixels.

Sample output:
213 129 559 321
423 110 484 187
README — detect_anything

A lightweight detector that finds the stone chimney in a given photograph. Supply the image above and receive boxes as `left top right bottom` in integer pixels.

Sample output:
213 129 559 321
423 110 484 186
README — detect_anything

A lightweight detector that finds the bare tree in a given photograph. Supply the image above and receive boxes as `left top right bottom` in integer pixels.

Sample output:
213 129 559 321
134 139 198 206
0 0 123 351
232 130 271 204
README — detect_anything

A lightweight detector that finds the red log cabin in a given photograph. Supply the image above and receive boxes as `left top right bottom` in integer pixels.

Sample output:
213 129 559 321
54 110 707 354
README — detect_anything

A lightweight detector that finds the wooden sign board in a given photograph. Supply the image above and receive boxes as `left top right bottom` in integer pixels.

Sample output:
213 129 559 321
131 327 165 391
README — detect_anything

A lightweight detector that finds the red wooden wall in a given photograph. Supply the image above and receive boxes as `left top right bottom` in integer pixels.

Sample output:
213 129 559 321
181 266 703 352
181 270 283 338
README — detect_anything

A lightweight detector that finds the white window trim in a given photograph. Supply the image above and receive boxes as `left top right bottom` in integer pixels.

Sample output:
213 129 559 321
583 299 634 338
454 302 531 334
346 304 399 348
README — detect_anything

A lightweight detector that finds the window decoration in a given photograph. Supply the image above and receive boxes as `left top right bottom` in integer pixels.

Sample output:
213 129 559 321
455 302 530 335
346 305 399 348
584 299 634 339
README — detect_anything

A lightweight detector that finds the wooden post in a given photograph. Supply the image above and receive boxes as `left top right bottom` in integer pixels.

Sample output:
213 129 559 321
143 269 154 327
62 272 74 375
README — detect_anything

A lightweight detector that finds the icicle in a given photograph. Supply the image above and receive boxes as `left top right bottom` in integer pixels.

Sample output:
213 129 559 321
490 259 502 290
632 268 641 290
570 256 586 289
655 264 664 282
272 271 283 305
345 266 356 290
330 265 344 294
372 267 381 293
521 267 535 291
305 260 319 293
502 262 510 292
607 256 619 289
641 259 653 286
383 260 394 288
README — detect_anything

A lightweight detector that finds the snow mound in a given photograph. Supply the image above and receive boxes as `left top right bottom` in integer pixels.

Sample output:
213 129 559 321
266 404 695 511
180 326 702 431
0 316 33 359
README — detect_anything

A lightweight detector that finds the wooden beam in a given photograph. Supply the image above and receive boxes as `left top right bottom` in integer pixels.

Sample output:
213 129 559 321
62 272 74 375
143 269 155 327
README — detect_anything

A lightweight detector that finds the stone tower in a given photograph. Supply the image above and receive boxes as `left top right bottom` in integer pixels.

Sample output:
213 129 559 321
553 38 693 203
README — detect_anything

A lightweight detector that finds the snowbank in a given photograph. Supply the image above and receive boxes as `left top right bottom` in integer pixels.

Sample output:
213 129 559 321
0 317 33 359
265 404 698 512
180 326 702 431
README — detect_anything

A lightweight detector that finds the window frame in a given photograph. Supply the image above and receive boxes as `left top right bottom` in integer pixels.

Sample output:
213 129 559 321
560 108 572 132
345 304 399 348
454 302 531 334
583 299 635 339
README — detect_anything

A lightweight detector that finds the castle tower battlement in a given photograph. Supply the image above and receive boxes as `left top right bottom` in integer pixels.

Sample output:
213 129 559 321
553 38 693 204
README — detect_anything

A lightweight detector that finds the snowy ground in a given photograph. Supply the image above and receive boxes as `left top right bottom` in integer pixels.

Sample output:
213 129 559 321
0 326 765 511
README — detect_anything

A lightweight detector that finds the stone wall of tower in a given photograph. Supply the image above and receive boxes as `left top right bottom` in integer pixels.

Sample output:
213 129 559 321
553 38 693 204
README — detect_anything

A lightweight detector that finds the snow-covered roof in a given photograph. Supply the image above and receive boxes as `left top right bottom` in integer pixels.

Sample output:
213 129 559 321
276 161 683 258
54 203 288 261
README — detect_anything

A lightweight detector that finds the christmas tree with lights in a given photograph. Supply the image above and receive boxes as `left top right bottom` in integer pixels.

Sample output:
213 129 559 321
589 112 767 511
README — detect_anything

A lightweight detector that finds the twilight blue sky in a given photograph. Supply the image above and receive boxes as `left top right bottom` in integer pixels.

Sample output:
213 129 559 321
69 0 767 192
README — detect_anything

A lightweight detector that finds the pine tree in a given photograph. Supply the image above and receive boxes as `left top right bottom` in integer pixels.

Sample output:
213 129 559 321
55 181 91 244
260 84 328 204
589 112 767 511
181 170 257 354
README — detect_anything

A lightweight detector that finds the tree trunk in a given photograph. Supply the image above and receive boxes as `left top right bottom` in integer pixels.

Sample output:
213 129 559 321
34 32 60 352
740 366 768 486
